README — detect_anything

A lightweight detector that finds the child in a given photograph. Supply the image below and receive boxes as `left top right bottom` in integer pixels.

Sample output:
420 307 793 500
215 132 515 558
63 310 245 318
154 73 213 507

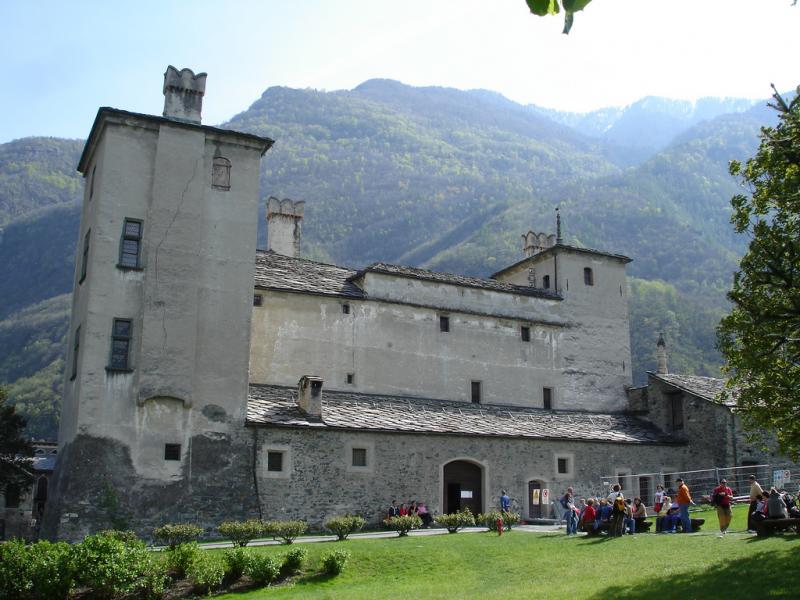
654 484 665 514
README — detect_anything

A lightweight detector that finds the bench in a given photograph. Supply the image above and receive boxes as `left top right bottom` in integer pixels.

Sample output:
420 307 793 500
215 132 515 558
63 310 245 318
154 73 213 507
754 518 800 537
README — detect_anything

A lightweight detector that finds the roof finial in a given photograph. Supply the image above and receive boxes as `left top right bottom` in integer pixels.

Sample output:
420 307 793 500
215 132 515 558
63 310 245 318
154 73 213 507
555 207 563 244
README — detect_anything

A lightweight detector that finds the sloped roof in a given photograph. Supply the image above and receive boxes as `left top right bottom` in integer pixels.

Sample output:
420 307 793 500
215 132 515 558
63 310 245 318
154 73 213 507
491 243 632 279
352 263 560 299
254 250 365 298
651 373 736 407
247 384 678 445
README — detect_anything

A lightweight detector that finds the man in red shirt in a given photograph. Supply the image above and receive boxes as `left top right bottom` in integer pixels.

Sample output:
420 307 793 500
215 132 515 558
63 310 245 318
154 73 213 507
712 478 734 536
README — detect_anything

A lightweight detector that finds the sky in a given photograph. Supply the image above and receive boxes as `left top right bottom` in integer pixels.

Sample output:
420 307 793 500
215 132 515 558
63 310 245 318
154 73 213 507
1 0 798 143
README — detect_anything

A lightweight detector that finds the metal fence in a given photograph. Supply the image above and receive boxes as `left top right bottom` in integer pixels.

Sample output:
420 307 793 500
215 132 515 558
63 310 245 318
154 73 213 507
597 463 800 508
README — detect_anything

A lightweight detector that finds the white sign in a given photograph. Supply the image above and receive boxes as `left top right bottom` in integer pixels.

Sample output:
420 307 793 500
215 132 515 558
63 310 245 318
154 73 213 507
460 490 473 499
774 470 791 487
542 488 550 502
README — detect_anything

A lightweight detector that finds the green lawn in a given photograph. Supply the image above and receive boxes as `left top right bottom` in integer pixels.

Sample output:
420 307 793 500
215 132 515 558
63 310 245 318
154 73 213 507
215 506 799 599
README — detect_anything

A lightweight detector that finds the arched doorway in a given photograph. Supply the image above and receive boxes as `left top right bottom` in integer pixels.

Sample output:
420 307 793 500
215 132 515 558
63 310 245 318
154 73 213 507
443 460 483 515
528 480 544 519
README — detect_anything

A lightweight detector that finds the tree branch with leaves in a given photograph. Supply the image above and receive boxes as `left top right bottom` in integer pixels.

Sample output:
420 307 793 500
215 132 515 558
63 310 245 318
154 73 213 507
525 0 593 34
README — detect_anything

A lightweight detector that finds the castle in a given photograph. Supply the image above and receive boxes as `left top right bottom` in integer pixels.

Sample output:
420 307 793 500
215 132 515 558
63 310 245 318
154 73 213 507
40 68 781 541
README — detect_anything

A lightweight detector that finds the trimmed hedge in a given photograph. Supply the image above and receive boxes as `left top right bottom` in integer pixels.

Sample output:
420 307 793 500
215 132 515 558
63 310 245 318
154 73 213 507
263 520 307 544
385 515 423 536
477 510 521 531
322 549 350 576
153 523 203 549
325 515 366 540
434 508 476 533
218 519 263 547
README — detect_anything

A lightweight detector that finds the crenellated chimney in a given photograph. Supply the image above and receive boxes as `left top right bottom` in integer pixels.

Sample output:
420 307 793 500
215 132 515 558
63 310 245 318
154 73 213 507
297 375 323 417
521 230 556 257
163 66 207 124
656 332 668 374
267 196 304 257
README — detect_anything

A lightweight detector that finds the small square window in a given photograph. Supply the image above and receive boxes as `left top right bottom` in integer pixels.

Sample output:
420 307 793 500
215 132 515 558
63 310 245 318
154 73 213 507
342 303 350 314
346 373 355 385
352 448 367 467
253 294 263 307
267 451 284 472
164 444 181 461
440 315 450 333
521 326 530 342
557 457 569 474
471 381 482 404
543 387 553 410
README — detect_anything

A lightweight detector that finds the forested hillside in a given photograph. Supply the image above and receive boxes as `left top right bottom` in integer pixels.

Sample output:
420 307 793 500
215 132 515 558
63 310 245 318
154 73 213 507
0 80 768 437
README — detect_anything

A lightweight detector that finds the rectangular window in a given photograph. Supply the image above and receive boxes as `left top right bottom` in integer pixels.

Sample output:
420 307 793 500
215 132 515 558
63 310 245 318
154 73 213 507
542 275 550 289
521 326 530 342
584 267 594 286
164 444 181 461
70 326 81 381
543 387 553 410
346 373 355 385
109 319 132 370
670 395 684 431
118 219 143 268
4 485 21 509
267 451 284 472
80 229 90 283
342 303 350 314
471 380 482 404
253 294 263 307
352 448 367 467
440 315 450 332
557 457 569 474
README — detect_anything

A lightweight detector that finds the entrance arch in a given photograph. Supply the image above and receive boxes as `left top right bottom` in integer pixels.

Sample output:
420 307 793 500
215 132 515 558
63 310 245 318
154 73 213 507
442 460 483 515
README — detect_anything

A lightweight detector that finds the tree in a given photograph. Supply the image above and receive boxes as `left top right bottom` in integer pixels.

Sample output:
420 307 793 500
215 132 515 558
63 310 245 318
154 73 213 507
0 386 34 493
717 85 800 458
525 0 593 34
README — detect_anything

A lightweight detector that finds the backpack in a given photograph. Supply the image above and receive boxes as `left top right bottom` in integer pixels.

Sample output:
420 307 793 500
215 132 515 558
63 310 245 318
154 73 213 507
560 495 570 509
613 496 625 515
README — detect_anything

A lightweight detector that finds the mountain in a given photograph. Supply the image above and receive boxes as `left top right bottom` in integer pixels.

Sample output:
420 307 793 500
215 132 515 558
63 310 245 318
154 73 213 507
0 79 774 436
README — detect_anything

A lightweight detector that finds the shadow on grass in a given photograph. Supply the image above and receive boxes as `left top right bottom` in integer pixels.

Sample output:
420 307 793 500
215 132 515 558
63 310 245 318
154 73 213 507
588 547 800 599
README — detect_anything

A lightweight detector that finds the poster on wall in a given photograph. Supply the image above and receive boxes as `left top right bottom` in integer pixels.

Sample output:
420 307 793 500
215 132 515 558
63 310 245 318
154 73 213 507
532 489 540 504
460 490 473 499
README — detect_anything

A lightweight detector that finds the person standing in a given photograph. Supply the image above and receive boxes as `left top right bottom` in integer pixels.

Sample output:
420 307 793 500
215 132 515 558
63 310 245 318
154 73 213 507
675 478 694 533
653 484 666 514
747 474 763 532
561 487 578 535
712 478 734 536
500 489 511 513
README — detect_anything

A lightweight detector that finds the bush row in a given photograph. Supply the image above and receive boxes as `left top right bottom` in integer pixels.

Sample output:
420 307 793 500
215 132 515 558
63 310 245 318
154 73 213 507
154 519 308 548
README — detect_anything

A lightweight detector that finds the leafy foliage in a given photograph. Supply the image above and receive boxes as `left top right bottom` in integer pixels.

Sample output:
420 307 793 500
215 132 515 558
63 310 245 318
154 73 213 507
718 85 800 458
0 386 33 493
262 519 307 544
525 0 592 34
434 508 476 533
322 549 351 576
385 514 423 536
186 551 224 595
164 542 202 579
280 546 308 577
153 523 203 549
477 510 521 531
325 515 366 540
222 547 250 582
217 519 262 547
245 554 281 586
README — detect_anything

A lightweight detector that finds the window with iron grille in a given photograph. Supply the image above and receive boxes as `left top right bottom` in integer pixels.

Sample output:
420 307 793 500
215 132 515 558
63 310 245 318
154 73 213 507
471 381 482 404
440 315 450 332
557 457 570 474
109 319 132 370
342 303 350 314
542 275 550 289
253 294 263 307
118 219 143 268
352 448 367 467
267 451 284 472
521 326 530 342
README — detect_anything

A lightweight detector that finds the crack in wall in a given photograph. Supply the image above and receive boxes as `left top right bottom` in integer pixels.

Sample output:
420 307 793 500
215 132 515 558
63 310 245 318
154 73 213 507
153 156 204 358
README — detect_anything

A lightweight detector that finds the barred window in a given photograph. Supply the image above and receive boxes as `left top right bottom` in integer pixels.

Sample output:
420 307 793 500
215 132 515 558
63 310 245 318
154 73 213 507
352 448 367 467
521 326 530 342
109 319 132 370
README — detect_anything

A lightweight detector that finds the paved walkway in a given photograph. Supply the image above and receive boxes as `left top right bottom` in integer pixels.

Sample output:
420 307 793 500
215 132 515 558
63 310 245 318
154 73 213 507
195 524 562 550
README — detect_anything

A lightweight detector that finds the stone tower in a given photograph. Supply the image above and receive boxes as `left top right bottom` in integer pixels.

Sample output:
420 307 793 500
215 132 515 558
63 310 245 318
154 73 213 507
43 67 274 540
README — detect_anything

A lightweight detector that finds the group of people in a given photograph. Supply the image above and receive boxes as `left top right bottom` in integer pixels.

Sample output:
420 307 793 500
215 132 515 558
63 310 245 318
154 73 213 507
386 499 434 527
745 474 800 531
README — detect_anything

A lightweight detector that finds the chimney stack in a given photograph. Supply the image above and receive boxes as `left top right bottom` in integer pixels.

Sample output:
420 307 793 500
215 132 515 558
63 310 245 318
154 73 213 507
656 332 668 374
521 231 556 257
267 197 304 257
163 66 207 124
297 376 323 417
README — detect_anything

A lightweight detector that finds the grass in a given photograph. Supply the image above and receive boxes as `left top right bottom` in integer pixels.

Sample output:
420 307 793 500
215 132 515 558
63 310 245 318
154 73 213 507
211 505 799 600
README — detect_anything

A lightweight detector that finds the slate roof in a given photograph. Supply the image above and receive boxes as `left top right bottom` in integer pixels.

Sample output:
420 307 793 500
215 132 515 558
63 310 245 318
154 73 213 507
254 250 365 298
247 384 677 445
651 373 737 407
352 263 560 299
491 243 632 279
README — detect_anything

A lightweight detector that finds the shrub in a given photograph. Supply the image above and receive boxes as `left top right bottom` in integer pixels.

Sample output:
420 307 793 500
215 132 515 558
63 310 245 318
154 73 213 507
218 519 262 547
74 530 157 599
98 529 140 544
478 510 521 531
153 523 203 549
325 515 366 541
135 557 169 600
322 549 350 576
165 542 201 579
246 554 281 586
0 539 33 600
26 541 77 600
280 546 307 577
222 547 251 583
434 508 476 533
262 520 307 544
186 552 224 595
385 515 422 536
